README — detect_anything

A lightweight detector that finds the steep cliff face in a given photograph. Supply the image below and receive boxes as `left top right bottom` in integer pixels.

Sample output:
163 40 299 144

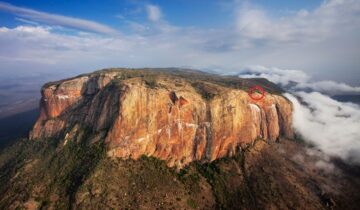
30 69 293 167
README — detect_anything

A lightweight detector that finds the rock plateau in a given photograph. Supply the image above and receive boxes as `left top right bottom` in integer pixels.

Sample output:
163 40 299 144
30 68 293 167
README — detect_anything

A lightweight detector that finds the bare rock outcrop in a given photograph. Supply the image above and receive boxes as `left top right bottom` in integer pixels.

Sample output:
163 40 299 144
30 69 293 167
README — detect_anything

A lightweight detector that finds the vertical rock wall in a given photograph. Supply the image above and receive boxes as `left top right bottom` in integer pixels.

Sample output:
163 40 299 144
30 71 293 167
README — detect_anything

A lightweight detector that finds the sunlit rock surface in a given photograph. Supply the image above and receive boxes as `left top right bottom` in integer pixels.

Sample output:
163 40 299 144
30 68 293 167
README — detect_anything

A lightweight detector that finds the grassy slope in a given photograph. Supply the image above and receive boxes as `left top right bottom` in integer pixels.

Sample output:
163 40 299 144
1 137 359 210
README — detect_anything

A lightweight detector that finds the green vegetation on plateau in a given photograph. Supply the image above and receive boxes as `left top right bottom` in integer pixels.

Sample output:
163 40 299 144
44 68 284 95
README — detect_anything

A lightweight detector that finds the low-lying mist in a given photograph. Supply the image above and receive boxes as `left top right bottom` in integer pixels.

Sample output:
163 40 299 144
236 66 360 164
285 92 360 164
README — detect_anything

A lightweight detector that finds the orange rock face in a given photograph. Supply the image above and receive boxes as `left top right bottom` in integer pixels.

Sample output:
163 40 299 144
30 69 293 168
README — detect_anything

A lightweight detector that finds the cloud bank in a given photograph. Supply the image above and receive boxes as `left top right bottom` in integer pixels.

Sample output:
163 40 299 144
285 92 360 164
238 65 360 95
236 0 360 45
237 65 360 164
238 66 309 86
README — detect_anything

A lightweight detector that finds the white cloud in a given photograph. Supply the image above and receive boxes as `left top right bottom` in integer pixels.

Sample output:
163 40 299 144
0 0 359 85
238 65 309 86
0 2 118 35
146 5 162 22
15 17 39 25
238 64 360 164
231 0 360 84
236 0 360 45
285 92 360 164
237 65 360 95
236 5 296 43
0 24 204 77
295 80 360 95
0 25 129 67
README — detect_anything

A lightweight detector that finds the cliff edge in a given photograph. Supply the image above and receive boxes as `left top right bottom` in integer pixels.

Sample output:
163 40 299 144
29 68 293 167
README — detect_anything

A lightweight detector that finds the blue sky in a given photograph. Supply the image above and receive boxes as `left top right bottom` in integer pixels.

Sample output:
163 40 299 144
0 0 359 89
0 0 323 30
0 0 323 38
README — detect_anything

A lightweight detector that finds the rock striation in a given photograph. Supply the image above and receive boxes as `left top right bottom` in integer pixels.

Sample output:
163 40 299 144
30 69 293 167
